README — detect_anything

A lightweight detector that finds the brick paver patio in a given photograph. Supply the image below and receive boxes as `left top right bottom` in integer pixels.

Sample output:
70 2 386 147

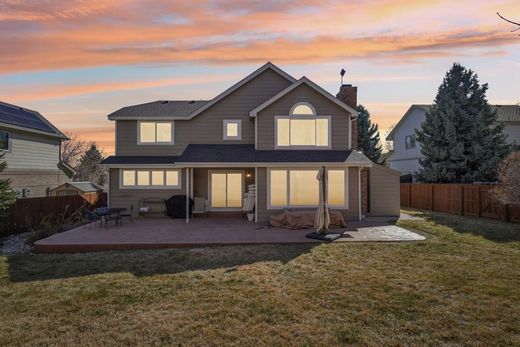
33 216 425 252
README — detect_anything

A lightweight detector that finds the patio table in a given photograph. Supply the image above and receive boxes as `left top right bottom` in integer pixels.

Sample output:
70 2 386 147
95 207 127 227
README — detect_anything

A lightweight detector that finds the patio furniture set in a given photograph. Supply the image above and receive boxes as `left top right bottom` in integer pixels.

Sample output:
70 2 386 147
84 206 133 228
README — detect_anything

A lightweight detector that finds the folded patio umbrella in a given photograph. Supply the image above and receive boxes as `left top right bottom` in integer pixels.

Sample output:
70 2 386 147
315 166 331 235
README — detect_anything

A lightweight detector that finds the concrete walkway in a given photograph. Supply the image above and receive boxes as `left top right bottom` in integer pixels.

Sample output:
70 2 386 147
34 216 425 253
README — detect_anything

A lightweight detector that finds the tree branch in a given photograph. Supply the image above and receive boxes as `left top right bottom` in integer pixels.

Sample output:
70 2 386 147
497 12 520 34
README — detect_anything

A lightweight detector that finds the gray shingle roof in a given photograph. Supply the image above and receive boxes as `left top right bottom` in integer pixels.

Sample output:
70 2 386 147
177 144 370 164
107 100 209 120
54 182 103 193
101 156 178 165
411 104 520 122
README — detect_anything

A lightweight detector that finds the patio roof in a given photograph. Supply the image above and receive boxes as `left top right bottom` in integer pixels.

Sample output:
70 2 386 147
177 144 371 164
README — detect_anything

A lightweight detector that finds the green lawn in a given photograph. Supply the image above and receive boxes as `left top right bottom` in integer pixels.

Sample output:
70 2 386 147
1 210 519 346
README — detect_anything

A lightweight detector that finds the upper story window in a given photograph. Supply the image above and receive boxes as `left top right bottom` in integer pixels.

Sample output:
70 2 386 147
223 119 242 140
0 130 10 151
405 135 416 149
138 121 174 144
275 102 330 148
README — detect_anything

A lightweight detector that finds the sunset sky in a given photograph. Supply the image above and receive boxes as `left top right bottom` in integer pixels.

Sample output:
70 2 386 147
1 0 519 154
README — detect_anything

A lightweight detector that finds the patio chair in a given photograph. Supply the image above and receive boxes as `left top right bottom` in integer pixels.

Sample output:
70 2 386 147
119 206 134 224
192 197 206 217
241 196 255 220
83 209 101 228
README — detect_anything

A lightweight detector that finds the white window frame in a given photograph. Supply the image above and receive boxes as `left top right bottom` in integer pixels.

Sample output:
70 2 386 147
274 102 331 149
0 130 11 152
207 170 244 211
223 119 242 140
405 135 416 149
267 168 348 209
119 169 181 189
137 121 175 145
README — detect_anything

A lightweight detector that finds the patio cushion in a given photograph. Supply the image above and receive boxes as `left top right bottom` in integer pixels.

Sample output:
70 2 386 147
270 210 346 229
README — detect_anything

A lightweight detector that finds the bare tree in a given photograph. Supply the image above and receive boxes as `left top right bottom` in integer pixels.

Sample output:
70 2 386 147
492 152 520 205
497 12 520 34
383 124 395 152
61 132 91 168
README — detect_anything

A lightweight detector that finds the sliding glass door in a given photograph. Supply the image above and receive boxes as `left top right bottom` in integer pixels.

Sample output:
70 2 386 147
210 171 243 209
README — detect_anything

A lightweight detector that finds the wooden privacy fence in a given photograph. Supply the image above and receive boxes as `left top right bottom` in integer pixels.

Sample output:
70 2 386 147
401 184 520 223
5 192 107 233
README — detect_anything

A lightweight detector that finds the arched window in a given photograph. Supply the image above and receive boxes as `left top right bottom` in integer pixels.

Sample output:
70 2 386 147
290 102 316 116
276 102 330 148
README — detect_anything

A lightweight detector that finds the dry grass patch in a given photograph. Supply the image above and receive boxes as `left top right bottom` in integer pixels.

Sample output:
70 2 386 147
1 210 519 346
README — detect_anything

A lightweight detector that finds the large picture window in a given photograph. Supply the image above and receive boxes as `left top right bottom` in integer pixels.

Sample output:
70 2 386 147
138 122 173 144
275 102 330 148
268 169 347 208
121 169 180 189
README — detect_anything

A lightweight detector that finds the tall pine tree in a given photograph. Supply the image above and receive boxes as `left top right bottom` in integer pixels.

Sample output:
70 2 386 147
0 152 16 219
75 144 107 186
356 105 385 164
416 63 511 183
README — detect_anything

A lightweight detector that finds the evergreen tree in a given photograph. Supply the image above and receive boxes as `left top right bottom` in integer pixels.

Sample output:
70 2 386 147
0 152 16 218
75 144 106 186
356 105 385 164
416 63 511 183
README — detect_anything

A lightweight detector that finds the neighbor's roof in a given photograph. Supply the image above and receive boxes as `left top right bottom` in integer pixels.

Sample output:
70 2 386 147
101 156 179 165
0 101 67 139
52 182 103 193
107 62 296 121
386 104 520 140
176 144 372 165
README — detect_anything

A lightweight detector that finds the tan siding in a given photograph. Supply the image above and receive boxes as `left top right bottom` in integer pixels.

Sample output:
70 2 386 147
116 69 292 155
256 84 351 150
369 164 400 216
2 128 61 171
109 168 187 215
256 166 360 223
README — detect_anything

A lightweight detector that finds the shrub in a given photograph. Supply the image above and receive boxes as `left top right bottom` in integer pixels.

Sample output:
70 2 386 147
492 151 520 205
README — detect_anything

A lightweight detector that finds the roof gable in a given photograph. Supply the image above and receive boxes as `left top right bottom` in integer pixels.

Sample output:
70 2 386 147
386 104 520 141
249 77 358 118
107 62 296 121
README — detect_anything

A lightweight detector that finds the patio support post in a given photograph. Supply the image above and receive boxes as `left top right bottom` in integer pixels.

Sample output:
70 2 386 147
358 167 362 221
186 168 189 223
255 167 258 222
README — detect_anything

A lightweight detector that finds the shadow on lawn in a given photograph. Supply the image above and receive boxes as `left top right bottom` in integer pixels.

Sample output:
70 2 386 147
404 209 520 243
6 244 316 282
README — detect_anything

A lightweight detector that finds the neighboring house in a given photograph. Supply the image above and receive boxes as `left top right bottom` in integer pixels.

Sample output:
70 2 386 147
50 182 103 196
101 62 400 222
386 104 520 179
0 101 75 198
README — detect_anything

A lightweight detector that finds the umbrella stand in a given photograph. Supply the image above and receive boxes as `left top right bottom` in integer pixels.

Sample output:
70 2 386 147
306 166 342 242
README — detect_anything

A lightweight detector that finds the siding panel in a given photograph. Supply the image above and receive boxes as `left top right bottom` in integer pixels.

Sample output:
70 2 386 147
116 69 292 155
369 164 400 216
2 129 61 171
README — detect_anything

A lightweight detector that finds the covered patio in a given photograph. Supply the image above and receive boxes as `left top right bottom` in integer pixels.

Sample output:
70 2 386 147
33 216 425 253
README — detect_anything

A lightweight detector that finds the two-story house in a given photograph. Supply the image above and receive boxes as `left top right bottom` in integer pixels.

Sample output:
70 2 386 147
101 63 400 223
0 101 74 198
386 104 520 180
